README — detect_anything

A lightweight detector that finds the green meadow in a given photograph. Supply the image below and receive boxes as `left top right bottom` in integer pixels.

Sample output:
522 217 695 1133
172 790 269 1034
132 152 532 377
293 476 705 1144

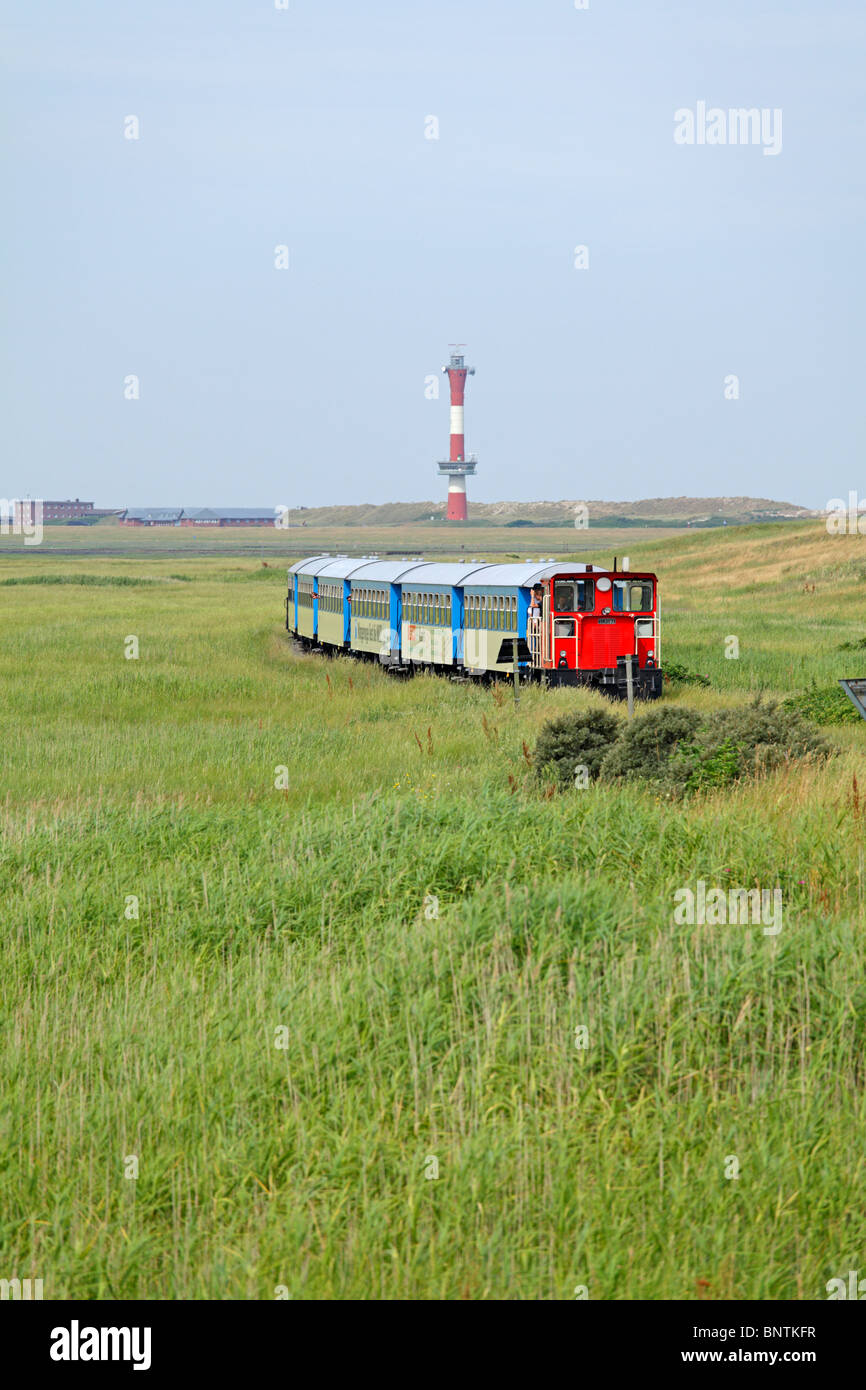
1 519 865 1300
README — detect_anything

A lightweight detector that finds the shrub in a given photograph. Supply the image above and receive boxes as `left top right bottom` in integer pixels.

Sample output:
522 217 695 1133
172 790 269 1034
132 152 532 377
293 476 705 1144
599 705 701 783
782 684 862 726
663 661 711 688
533 706 622 787
669 697 830 789
836 635 866 652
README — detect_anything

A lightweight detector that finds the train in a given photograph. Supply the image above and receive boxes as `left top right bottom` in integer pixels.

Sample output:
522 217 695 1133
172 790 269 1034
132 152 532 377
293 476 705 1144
286 555 662 697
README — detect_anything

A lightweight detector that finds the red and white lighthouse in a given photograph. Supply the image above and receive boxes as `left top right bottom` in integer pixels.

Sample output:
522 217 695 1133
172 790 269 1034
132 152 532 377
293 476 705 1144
437 345 477 521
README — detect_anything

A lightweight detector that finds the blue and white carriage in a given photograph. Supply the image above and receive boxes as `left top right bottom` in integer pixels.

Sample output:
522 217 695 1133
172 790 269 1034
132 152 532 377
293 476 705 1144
286 554 663 696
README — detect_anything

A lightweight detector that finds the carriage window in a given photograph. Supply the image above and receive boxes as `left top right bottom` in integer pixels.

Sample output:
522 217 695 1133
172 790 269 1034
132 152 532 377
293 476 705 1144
612 580 653 612
554 617 576 637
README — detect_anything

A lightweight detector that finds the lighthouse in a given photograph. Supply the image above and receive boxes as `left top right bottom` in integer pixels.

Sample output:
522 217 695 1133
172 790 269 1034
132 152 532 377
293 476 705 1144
437 345 477 521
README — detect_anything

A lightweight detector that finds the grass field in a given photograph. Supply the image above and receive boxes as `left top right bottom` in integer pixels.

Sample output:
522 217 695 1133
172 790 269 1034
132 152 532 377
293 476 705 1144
2 519 865 1300
0 519 684 560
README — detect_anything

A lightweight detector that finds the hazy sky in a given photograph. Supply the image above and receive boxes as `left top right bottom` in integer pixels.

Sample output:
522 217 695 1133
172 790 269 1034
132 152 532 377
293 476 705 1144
3 1 864 509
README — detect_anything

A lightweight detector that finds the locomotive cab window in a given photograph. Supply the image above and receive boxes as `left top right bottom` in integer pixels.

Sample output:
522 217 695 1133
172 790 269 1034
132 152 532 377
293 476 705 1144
554 579 594 612
612 580 653 612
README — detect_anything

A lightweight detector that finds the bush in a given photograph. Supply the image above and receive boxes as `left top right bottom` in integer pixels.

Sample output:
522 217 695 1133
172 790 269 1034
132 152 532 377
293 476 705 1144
533 697 832 796
534 707 622 787
782 684 862 726
669 697 830 789
663 661 711 688
599 705 701 783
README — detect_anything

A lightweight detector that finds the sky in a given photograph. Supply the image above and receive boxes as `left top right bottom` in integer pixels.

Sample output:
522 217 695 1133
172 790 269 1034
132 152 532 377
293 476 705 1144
2 1 864 510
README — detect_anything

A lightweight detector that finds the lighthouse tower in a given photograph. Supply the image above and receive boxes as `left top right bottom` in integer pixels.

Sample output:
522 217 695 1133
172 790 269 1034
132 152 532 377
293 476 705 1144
437 345 477 521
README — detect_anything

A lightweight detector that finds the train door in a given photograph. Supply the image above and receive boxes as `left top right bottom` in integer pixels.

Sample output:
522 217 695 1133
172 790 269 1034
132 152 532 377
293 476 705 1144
635 617 654 668
552 614 577 671
550 578 579 672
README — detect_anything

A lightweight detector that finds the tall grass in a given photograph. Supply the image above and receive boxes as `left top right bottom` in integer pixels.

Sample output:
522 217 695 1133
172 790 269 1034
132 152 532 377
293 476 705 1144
1 524 865 1299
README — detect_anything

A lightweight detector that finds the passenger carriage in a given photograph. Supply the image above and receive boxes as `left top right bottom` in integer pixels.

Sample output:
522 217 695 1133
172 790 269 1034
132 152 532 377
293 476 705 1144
286 555 662 698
